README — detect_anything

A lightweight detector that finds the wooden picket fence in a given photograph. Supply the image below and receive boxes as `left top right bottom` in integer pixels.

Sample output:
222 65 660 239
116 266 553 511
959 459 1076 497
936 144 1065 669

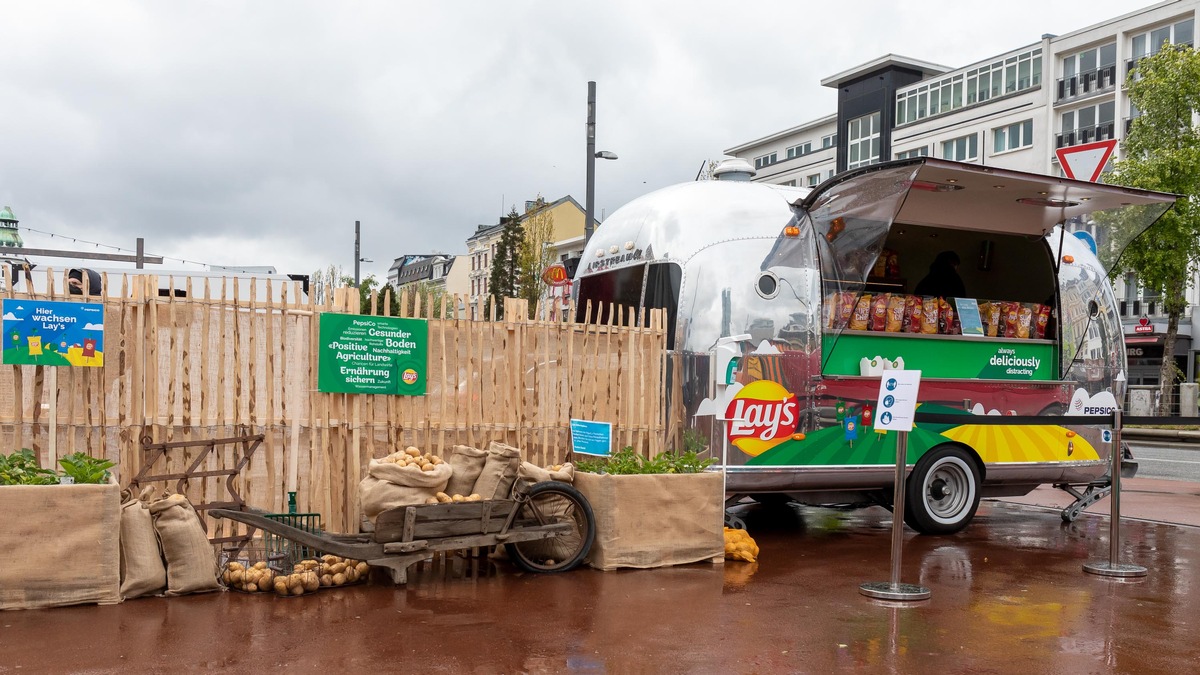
0 269 667 533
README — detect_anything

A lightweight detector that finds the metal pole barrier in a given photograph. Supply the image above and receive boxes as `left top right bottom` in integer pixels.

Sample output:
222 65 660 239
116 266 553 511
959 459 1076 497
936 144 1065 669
860 430 930 600
1084 406 1147 578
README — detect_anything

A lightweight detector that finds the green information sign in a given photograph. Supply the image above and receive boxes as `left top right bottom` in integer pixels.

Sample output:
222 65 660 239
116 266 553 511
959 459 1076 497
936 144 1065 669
318 313 428 395
823 332 1056 381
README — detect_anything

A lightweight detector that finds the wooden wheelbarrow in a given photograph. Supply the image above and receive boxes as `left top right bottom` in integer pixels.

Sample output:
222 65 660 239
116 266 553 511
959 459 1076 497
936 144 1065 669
210 480 596 584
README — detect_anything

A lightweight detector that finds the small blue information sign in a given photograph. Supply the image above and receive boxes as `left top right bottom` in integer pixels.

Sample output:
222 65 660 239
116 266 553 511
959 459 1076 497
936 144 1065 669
569 419 613 456
954 297 984 337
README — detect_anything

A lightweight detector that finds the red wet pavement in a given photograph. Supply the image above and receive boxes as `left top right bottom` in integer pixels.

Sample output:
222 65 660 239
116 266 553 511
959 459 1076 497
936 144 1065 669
1000 476 1200 528
3 492 1200 674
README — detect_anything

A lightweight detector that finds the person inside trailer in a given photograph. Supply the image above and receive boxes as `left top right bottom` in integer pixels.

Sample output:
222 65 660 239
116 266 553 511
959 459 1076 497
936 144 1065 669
913 250 966 298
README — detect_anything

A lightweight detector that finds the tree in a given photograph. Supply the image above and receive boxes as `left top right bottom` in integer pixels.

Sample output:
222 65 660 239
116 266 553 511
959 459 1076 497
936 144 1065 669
515 196 557 316
489 207 522 318
1106 43 1200 414
310 265 346 305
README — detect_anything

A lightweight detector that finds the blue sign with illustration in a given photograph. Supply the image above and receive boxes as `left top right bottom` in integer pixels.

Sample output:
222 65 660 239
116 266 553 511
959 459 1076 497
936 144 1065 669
2 299 105 367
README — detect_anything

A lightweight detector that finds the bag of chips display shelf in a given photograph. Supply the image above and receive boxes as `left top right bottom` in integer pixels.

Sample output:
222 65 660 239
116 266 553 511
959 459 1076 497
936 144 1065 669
870 294 889 332
1034 304 1051 339
1002 302 1021 338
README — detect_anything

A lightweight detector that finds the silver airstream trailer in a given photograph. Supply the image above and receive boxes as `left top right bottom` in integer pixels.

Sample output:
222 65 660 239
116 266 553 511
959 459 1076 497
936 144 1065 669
575 158 1175 534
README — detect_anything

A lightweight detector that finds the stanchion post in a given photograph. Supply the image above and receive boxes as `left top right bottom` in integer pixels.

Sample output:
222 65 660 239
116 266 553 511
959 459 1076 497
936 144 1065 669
1084 406 1147 578
860 428 930 601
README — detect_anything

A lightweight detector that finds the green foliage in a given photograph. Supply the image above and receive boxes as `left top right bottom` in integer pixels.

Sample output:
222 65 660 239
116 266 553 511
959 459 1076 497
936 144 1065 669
57 452 115 485
1105 44 1200 412
575 447 716 475
515 196 557 317
489 208 523 319
0 449 59 485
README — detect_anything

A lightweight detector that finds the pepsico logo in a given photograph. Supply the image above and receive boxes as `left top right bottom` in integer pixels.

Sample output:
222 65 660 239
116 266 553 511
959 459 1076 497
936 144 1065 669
402 368 419 385
725 380 799 456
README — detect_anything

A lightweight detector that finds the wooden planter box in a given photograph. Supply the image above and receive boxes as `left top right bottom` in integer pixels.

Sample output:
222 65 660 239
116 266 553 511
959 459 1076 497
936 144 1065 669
0 478 121 610
574 471 725 571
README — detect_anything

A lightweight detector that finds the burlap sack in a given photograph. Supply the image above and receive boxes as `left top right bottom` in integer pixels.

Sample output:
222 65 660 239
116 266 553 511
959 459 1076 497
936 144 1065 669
444 445 487 497
573 471 724 571
359 458 452 519
0 477 121 610
473 442 521 500
148 494 220 596
118 489 166 599
517 461 574 485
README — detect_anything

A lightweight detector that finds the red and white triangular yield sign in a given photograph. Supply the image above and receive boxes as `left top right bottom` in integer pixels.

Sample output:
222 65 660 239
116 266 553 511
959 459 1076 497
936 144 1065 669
1056 139 1118 182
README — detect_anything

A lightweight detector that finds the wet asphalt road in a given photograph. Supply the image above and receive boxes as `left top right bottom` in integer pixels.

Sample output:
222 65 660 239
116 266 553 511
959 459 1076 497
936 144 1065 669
3 493 1199 674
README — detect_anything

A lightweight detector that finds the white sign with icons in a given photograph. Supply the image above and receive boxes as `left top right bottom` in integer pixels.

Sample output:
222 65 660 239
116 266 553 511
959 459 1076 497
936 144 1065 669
874 369 922 432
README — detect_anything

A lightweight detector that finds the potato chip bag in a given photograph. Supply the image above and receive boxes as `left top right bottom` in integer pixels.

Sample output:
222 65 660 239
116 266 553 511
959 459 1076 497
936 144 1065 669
939 299 959 335
983 302 1001 337
1034 304 1051 339
870 294 889 331
849 294 871 331
1003 302 1020 338
920 297 939 334
1017 304 1034 339
906 295 922 332
886 295 906 332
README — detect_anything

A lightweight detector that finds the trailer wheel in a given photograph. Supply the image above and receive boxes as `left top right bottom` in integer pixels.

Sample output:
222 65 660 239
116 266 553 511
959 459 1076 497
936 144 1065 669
506 482 596 573
903 446 980 535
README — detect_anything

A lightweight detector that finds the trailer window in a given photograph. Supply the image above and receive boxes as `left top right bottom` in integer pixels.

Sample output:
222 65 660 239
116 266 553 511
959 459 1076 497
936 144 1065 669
576 263 681 348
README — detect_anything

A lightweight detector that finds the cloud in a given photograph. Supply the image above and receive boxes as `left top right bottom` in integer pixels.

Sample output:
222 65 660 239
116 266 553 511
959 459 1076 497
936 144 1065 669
83 323 103 330
3 312 18 320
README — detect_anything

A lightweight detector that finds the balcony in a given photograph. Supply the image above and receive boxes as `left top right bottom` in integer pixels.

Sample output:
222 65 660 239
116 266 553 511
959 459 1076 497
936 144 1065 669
1056 65 1118 101
1055 122 1117 149
1126 42 1194 77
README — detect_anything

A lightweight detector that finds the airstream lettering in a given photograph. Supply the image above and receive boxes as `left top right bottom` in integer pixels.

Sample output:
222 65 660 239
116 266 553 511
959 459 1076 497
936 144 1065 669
576 158 1176 534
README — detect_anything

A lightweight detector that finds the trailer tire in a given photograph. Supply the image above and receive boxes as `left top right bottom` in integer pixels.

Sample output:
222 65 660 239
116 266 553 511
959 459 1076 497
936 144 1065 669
903 446 980 535
505 482 596 573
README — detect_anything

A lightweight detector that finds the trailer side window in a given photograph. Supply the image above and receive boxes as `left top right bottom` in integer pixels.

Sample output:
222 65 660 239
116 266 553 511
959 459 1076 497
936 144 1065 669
575 265 646 324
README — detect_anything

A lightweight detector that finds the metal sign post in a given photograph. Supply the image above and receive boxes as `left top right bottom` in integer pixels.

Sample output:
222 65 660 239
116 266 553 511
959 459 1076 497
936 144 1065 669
1084 407 1148 578
861 370 930 601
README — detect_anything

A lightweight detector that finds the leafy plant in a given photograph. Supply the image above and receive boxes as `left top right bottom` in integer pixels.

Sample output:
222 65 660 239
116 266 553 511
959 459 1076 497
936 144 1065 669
0 449 59 485
57 452 115 484
576 447 716 475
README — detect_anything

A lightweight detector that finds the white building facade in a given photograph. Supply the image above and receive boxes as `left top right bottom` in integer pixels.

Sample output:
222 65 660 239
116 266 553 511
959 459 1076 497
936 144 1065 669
725 0 1199 395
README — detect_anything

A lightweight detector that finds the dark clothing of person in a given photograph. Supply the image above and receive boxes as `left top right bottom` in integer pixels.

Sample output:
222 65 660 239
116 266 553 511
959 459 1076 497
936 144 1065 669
914 251 966 298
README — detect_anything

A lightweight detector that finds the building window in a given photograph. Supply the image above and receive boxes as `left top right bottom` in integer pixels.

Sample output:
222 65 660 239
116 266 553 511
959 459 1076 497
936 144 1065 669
846 112 881 170
941 133 978 162
1131 19 1195 63
754 153 778 169
821 133 837 149
1057 102 1115 148
1059 43 1117 100
895 146 929 160
786 142 812 159
806 173 822 187
779 179 797 187
825 169 835 180
993 119 1034 153
897 48 1041 125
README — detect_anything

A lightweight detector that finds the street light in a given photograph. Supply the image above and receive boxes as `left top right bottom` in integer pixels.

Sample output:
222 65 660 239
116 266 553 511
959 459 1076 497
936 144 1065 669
585 81 618 245
353 220 373 286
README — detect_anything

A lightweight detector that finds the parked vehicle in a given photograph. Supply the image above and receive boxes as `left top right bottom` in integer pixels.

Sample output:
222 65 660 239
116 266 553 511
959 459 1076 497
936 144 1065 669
574 158 1175 534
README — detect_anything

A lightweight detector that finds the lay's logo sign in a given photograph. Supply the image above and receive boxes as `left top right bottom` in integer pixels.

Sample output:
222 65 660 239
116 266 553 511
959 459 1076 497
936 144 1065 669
725 380 799 456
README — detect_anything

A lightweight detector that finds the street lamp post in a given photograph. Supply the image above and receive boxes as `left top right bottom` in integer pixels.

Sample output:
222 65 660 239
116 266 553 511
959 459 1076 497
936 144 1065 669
354 220 373 286
584 81 618 245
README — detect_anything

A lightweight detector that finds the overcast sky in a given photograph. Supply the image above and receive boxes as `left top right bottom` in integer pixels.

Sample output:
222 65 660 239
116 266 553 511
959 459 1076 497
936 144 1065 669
0 0 1151 281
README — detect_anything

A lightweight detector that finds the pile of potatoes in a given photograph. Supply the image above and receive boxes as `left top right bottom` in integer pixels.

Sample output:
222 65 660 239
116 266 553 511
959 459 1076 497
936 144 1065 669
311 555 370 588
382 446 444 471
426 491 483 504
222 561 279 593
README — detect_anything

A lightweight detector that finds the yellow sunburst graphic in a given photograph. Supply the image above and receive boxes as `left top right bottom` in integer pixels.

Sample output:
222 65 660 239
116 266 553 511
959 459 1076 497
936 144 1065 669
939 425 1100 463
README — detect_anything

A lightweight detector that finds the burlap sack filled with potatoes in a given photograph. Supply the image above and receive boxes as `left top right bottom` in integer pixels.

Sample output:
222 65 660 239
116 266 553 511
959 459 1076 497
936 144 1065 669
359 447 452 521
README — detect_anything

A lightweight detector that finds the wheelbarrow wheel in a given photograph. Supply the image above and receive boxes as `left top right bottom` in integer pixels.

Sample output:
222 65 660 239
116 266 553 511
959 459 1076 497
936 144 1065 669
505 481 596 573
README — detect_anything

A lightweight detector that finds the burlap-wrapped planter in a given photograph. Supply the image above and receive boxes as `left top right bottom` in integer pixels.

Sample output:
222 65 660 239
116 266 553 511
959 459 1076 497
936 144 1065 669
0 477 121 610
573 471 724 571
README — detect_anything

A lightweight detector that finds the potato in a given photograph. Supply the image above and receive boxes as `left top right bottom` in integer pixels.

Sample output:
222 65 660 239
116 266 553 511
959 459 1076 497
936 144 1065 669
405 446 421 457
227 562 245 572
346 568 359 583
467 494 482 502
260 570 275 586
253 561 267 570
290 585 305 596
222 570 232 585
274 580 289 596
246 583 258 593
230 569 244 584
421 463 434 472
425 496 439 504
355 562 369 576
302 572 319 592
321 574 333 587
431 456 443 465
329 562 346 575
321 554 339 563
332 572 346 586
435 492 450 503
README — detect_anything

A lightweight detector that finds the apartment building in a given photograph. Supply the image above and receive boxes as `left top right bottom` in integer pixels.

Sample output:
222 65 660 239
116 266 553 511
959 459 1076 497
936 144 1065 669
725 0 1199 391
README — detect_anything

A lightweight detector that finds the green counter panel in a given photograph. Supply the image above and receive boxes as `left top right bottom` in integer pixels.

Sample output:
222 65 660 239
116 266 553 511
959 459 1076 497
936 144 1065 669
822 332 1057 380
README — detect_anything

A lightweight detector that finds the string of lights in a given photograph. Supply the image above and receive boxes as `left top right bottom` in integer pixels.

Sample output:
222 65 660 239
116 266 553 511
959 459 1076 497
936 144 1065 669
18 226 269 274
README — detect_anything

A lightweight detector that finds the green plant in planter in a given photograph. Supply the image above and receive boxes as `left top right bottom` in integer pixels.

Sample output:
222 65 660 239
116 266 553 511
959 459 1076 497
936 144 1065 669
57 453 115 484
0 449 59 485
576 447 715 475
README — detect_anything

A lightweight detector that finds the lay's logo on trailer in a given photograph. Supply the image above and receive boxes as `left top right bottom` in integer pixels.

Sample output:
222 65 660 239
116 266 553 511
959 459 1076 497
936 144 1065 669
726 380 799 456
